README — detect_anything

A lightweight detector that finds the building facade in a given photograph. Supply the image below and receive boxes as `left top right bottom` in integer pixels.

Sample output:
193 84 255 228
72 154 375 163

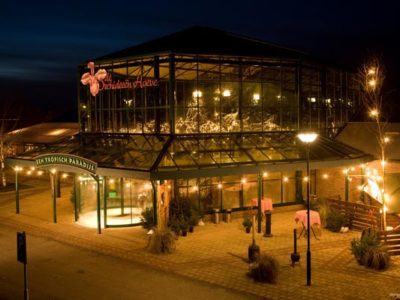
7 27 370 231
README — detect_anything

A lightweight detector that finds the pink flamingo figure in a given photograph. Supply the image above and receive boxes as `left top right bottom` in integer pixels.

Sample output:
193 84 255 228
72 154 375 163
80 62 107 96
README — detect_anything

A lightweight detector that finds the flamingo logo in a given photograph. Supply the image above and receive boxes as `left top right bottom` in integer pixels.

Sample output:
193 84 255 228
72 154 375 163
80 62 107 97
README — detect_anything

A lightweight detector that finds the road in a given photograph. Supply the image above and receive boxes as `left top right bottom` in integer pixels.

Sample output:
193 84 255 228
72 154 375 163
0 224 257 300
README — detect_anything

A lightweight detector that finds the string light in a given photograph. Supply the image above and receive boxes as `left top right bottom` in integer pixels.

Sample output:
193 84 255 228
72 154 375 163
217 183 223 189
241 178 247 184
222 90 231 97
263 172 268 178
369 109 379 117
283 177 289 183
192 90 202 98
322 174 329 179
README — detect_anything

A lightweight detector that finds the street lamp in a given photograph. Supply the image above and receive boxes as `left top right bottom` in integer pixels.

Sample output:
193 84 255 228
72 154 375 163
297 132 318 286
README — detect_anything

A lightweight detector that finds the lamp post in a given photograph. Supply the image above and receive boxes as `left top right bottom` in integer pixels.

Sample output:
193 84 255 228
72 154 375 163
297 132 318 287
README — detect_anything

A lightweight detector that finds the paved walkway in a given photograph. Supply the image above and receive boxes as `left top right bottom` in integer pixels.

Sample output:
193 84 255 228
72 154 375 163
1 179 400 299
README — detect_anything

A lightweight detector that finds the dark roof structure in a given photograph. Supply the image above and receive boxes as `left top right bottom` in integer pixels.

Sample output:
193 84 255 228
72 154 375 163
94 26 310 62
5 123 79 144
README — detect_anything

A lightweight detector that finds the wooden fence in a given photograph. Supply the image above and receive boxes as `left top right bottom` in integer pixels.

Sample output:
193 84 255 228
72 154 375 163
325 198 382 231
378 229 400 256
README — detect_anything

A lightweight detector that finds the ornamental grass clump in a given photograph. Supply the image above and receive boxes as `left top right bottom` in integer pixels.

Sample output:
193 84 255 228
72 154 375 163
147 229 176 254
248 254 279 284
350 229 390 270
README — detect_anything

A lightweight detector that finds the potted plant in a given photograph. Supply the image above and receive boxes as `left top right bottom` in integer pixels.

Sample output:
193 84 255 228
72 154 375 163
140 207 155 233
180 218 189 237
242 216 252 233
169 216 181 236
188 213 198 233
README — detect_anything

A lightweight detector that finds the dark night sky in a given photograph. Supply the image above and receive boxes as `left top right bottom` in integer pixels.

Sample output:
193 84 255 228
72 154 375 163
1 0 399 124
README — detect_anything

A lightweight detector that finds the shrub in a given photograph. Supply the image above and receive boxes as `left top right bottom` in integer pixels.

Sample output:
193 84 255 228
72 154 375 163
147 230 176 254
188 212 199 227
179 217 189 232
310 197 331 227
140 207 155 230
350 229 390 270
168 216 181 235
325 209 345 232
248 254 279 284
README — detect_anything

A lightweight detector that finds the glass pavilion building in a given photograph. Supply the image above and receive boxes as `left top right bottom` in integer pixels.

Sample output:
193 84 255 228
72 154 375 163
7 27 370 231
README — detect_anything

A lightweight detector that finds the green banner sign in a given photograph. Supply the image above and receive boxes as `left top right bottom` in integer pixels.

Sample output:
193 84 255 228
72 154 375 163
35 153 97 174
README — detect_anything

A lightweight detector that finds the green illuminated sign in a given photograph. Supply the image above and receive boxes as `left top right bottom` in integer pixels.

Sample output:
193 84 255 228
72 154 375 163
35 153 97 174
108 191 117 199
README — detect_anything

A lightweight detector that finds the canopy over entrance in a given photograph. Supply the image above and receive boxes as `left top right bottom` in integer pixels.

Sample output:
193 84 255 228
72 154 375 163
7 131 372 179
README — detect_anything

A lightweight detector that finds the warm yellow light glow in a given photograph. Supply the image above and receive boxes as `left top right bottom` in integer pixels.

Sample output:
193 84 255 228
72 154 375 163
357 185 363 191
384 136 390 143
50 168 57 174
144 183 152 190
342 169 349 174
350 167 355 172
303 176 309 182
37 170 44 176
322 174 329 179
192 185 198 191
14 166 23 172
263 172 268 178
62 173 68 179
30 166 35 171
368 68 376 75
78 176 83 181
192 90 202 98
109 179 115 184
297 132 318 143
217 183 223 189
381 160 386 167
241 178 247 184
368 79 376 87
26 171 32 175
167 184 172 189
348 177 353 182
82 105 87 109
125 182 131 188
384 193 390 203
253 93 260 101
369 109 379 117
222 90 231 97
47 129 68 136
283 177 289 183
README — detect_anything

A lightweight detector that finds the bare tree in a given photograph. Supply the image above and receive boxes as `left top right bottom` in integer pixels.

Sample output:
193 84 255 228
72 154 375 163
359 57 389 230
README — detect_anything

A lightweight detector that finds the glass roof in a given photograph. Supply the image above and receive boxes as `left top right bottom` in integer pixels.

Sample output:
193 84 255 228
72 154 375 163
13 131 371 179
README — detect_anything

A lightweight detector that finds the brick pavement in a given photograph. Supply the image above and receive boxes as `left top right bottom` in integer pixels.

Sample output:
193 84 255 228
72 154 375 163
1 184 400 299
